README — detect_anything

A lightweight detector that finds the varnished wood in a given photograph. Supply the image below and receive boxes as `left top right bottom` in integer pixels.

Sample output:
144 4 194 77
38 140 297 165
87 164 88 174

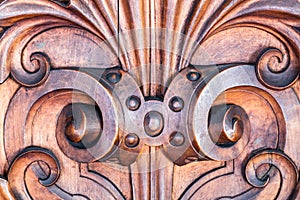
0 0 300 199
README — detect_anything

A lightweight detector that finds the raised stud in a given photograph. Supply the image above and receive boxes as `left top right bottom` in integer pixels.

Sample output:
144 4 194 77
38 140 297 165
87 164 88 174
169 131 185 146
125 133 140 148
106 72 121 84
187 71 201 82
126 95 141 111
144 111 164 137
169 96 184 112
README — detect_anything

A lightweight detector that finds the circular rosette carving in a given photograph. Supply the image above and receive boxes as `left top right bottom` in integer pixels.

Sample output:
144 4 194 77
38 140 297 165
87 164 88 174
244 149 299 199
8 147 60 199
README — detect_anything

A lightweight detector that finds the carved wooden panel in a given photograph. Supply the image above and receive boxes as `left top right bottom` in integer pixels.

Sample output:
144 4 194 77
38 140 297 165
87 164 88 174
0 0 300 199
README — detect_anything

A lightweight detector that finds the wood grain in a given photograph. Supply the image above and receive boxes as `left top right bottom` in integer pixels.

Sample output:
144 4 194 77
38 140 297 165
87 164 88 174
0 0 300 199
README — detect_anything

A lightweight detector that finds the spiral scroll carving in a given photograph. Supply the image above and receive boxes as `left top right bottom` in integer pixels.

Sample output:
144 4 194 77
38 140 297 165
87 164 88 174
56 103 105 162
245 149 299 199
208 104 250 148
256 48 299 90
8 147 60 199
4 69 120 164
11 52 51 87
0 0 300 199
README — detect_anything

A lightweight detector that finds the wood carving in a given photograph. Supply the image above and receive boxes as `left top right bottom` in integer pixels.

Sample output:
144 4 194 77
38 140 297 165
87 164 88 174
0 0 300 199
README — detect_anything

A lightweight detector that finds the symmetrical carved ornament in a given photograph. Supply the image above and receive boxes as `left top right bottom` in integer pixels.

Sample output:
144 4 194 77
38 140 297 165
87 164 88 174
0 0 300 199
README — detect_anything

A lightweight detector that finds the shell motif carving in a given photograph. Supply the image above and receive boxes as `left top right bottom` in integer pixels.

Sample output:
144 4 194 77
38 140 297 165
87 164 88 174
0 0 300 199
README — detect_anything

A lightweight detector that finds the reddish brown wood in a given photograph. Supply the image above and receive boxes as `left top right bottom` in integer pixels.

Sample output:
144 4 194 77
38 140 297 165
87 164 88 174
0 0 300 199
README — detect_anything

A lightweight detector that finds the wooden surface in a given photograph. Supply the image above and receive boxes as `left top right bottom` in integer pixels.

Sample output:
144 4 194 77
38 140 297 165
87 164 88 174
0 0 300 199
